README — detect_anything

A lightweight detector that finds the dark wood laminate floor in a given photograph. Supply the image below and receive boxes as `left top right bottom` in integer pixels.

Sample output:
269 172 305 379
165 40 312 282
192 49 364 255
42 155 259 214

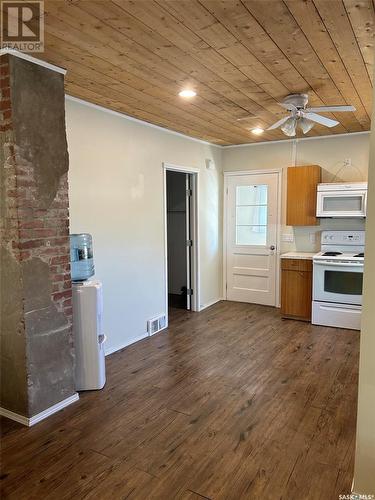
1 301 360 500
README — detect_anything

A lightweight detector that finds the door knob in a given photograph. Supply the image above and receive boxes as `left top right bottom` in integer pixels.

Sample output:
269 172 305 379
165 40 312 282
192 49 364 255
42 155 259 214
270 245 276 251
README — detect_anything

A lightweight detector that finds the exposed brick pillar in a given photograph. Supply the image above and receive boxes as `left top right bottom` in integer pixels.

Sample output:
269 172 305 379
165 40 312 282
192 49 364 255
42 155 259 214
0 54 77 420
0 54 28 416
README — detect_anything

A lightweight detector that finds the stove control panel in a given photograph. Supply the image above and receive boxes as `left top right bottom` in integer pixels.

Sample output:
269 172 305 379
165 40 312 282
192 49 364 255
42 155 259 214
321 230 365 245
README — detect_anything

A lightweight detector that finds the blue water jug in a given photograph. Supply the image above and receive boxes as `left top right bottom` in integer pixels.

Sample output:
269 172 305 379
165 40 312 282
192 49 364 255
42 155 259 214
70 233 95 281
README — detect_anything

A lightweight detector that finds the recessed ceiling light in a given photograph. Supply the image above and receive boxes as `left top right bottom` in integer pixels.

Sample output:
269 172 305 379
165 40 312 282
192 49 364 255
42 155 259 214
179 89 197 98
251 127 264 135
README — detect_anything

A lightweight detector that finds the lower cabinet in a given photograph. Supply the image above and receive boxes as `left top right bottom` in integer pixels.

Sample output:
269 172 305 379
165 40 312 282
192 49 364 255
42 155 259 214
281 258 313 321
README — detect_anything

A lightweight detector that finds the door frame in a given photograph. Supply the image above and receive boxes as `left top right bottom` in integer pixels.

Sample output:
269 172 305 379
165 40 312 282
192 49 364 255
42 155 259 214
163 163 200 325
223 169 283 307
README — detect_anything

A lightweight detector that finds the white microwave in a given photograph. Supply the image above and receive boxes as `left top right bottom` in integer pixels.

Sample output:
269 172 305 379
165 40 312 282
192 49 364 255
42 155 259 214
316 182 367 218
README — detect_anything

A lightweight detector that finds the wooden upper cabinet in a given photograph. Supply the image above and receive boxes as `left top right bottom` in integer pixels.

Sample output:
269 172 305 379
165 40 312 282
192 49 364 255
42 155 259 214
286 165 321 226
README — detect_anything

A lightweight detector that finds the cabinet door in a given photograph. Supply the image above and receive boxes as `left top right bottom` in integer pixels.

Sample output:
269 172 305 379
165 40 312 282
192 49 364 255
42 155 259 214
287 165 321 226
281 269 312 321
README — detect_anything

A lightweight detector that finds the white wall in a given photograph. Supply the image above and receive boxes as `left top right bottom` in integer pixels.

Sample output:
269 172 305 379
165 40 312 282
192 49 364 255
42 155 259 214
223 133 370 253
353 90 375 494
65 98 223 354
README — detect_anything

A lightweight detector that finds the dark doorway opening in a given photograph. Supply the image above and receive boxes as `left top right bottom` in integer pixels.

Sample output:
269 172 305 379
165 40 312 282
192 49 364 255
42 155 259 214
166 170 192 310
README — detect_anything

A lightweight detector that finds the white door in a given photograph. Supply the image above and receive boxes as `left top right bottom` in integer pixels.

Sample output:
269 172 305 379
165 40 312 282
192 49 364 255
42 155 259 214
225 172 279 306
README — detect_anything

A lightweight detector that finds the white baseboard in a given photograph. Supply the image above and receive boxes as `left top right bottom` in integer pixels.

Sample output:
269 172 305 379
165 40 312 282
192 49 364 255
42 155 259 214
199 297 224 311
105 332 148 356
0 393 79 427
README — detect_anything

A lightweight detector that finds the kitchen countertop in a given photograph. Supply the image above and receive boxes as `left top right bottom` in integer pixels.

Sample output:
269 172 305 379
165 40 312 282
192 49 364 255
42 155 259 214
280 251 316 260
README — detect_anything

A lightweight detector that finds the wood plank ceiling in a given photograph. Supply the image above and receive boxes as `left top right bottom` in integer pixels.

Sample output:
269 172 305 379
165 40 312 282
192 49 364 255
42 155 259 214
38 0 374 145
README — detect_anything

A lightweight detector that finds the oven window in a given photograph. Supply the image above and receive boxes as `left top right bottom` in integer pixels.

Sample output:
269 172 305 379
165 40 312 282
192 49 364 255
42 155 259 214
324 271 363 295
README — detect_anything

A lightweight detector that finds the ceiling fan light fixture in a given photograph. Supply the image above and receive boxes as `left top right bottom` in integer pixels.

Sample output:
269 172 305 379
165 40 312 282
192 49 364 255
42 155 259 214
299 117 314 134
280 117 297 137
251 127 264 135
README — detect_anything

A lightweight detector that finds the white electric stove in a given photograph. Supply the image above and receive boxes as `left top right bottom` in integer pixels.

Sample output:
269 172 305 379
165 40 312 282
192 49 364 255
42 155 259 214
312 230 365 330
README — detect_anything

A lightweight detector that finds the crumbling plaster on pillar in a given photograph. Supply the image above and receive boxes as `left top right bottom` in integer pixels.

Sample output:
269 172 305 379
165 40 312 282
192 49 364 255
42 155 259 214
10 57 69 207
23 258 75 415
0 247 28 415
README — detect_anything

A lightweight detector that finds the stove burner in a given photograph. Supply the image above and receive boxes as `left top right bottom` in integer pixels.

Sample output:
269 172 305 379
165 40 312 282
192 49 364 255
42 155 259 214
354 253 364 258
322 251 343 256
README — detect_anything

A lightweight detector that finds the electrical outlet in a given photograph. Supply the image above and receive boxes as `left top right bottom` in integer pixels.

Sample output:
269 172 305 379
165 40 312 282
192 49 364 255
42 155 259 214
282 234 294 243
309 233 316 244
344 158 352 168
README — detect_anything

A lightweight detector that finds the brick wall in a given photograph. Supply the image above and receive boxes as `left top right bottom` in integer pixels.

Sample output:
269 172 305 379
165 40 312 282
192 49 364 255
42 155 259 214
0 55 12 132
16 170 73 321
1 55 18 257
1 55 72 324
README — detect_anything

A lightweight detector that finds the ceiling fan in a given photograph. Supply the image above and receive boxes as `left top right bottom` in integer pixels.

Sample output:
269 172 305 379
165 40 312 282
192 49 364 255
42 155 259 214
267 94 356 137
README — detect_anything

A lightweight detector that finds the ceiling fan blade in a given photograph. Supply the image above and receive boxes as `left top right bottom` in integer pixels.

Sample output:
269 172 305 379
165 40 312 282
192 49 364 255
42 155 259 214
267 116 290 130
303 112 339 128
305 105 356 113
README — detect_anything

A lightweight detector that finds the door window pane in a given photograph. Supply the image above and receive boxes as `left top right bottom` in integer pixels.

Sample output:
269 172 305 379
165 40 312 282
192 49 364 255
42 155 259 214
236 185 267 205
324 271 363 295
235 185 268 246
236 206 267 226
236 225 267 246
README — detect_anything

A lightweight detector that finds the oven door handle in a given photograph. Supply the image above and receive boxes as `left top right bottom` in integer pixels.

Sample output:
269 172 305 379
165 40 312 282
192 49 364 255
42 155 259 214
313 260 363 268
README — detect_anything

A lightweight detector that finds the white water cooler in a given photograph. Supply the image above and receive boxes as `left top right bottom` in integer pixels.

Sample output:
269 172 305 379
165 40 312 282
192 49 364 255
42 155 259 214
72 280 106 391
